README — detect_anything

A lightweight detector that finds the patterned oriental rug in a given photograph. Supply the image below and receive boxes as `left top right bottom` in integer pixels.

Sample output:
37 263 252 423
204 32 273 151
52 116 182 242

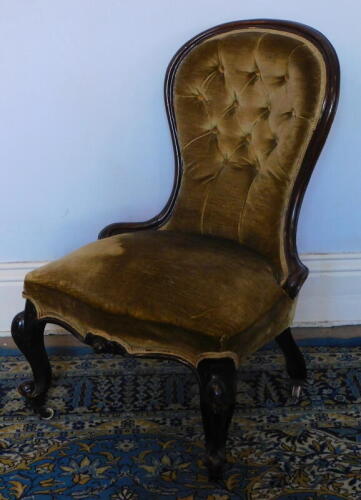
1 339 361 500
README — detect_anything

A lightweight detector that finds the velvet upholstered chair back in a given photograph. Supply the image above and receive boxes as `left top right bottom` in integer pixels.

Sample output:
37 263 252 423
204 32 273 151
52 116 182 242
163 20 339 295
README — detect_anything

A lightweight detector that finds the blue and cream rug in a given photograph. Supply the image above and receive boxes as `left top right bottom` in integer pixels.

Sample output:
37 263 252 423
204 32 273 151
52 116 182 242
1 339 361 499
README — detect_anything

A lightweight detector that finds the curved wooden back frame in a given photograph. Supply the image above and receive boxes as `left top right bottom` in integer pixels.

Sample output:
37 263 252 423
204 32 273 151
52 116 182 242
99 19 340 299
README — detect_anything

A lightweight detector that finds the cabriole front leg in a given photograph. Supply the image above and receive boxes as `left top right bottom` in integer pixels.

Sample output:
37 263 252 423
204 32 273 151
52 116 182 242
197 358 236 481
11 300 53 419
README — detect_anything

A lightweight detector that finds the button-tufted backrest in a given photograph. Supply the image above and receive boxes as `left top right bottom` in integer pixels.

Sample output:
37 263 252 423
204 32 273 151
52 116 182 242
165 24 332 285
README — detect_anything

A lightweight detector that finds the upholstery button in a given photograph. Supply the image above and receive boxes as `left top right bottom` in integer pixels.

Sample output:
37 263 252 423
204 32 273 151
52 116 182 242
193 89 207 102
250 159 260 171
218 65 224 73
260 106 270 118
282 109 294 119
265 137 278 156
238 133 251 147
249 71 259 81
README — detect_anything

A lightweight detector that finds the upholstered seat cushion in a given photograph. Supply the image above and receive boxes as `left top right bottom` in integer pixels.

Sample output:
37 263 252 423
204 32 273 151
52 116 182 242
24 230 294 366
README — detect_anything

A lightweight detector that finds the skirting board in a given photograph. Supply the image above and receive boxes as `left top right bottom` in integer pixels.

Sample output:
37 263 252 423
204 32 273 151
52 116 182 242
0 253 360 336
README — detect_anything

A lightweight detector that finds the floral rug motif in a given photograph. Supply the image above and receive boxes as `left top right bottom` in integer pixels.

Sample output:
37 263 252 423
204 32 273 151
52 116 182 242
1 340 361 499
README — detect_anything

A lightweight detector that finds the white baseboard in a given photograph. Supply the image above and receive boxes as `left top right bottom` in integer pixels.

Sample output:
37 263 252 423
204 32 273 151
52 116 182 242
0 253 360 336
293 253 361 327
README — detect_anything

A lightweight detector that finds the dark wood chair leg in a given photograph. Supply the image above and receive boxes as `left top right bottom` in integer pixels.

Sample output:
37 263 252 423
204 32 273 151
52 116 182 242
197 358 236 481
275 327 307 401
11 300 53 419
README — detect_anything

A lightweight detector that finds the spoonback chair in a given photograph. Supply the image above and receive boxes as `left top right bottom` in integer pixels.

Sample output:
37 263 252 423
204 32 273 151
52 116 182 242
12 19 339 480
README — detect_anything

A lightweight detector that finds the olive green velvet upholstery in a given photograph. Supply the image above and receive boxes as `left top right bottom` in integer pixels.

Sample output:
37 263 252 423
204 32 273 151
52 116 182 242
165 28 326 282
24 231 294 366
23 26 328 367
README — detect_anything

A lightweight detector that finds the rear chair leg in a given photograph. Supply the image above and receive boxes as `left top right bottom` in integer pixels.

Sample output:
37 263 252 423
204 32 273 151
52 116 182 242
11 300 53 419
275 327 307 402
197 358 236 481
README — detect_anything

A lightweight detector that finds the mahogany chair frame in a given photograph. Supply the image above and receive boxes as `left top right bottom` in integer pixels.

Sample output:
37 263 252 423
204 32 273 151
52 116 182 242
12 19 339 481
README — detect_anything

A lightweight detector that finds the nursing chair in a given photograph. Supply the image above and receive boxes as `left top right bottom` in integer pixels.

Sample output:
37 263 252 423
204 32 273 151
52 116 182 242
12 19 339 480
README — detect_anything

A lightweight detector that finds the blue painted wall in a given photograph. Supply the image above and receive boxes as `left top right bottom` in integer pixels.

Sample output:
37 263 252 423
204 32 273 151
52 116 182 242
0 0 358 261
